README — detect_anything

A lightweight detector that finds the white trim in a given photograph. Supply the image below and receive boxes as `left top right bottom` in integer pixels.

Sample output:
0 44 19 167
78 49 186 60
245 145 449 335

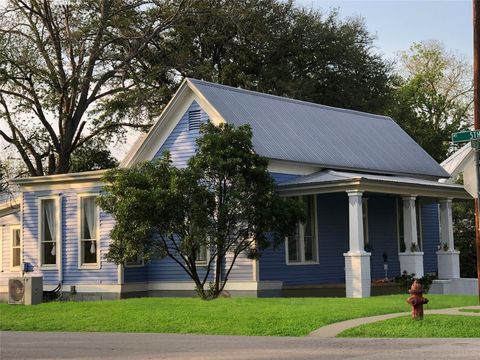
0 225 3 272
0 280 284 294
37 195 62 271
268 160 319 176
195 244 210 267
77 193 101 270
285 195 319 265
117 265 124 285
9 224 21 272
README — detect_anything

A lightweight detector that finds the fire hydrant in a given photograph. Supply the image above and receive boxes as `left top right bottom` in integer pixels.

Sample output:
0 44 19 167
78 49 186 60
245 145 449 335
406 280 429 320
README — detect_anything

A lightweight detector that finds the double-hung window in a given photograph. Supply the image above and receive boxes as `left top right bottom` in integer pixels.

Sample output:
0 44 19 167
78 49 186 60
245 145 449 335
286 195 318 264
78 195 99 268
10 225 21 271
39 198 59 268
196 244 208 266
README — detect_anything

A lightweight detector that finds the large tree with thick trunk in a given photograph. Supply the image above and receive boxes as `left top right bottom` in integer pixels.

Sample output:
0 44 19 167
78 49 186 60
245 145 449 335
0 0 188 176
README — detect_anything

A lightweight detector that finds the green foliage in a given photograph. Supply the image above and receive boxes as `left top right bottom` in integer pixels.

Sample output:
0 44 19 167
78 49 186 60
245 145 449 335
0 161 7 193
0 0 187 175
394 271 437 294
70 140 118 173
453 201 477 278
142 0 395 115
0 295 476 336
389 41 473 162
99 123 304 299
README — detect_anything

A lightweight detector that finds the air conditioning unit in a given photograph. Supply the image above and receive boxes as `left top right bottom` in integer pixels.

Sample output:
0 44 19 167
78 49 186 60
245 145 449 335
8 277 43 305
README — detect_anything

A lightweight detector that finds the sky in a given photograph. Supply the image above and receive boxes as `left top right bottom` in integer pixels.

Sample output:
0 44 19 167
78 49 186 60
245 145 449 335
296 0 474 62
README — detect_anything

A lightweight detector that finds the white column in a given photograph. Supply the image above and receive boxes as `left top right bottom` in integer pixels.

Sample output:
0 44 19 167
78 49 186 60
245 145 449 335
437 199 460 279
403 196 417 251
399 195 424 277
344 191 371 298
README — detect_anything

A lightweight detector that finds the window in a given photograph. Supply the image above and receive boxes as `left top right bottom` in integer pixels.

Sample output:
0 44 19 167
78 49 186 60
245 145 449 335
397 198 423 252
286 195 318 264
10 225 21 271
188 109 202 131
78 195 99 268
39 198 58 268
196 244 208 265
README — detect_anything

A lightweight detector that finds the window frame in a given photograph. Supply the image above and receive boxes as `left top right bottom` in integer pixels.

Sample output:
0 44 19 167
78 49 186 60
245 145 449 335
77 193 101 270
10 224 22 272
38 196 61 270
285 195 319 265
195 244 210 267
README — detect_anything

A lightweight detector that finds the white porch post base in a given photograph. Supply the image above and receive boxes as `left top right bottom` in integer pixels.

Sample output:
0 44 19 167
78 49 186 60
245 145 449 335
344 252 371 298
399 252 424 278
436 250 460 279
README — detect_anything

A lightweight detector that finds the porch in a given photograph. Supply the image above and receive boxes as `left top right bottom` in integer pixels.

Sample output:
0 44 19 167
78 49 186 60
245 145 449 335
275 169 470 298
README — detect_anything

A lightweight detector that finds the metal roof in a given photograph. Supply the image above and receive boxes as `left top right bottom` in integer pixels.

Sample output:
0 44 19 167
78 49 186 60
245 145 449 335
188 78 449 179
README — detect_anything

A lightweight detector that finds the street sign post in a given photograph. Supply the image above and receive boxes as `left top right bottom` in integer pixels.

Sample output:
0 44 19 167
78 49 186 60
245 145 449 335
452 130 480 143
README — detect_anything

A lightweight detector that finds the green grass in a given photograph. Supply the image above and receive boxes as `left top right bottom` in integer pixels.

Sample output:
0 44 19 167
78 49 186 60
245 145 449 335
459 308 480 313
338 315 480 338
0 295 477 337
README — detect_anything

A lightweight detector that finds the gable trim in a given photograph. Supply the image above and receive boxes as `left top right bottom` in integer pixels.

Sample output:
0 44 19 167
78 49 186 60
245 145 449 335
121 79 227 168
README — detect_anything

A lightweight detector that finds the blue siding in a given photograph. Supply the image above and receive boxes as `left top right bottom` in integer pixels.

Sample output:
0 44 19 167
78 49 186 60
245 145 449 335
124 265 147 283
22 188 118 286
367 195 400 280
153 101 208 168
259 193 406 285
420 202 439 274
259 192 349 285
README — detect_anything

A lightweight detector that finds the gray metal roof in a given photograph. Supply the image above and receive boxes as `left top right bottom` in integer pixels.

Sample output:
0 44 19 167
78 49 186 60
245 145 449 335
188 78 449 179
278 169 462 189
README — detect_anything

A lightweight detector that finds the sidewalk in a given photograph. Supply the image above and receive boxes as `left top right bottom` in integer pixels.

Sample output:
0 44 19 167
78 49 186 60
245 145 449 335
309 306 480 338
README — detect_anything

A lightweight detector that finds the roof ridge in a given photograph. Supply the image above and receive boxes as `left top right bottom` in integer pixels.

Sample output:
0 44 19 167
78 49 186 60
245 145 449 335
187 78 392 122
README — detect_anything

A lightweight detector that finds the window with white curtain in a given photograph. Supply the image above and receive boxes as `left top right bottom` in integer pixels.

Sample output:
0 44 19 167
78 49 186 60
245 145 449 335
11 225 21 271
79 195 98 267
286 195 318 264
40 198 58 267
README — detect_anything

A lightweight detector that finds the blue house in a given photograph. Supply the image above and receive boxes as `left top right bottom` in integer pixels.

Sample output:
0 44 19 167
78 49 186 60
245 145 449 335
0 78 469 299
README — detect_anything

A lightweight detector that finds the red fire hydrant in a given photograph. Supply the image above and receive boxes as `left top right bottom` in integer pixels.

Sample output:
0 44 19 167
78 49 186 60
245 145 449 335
406 280 429 320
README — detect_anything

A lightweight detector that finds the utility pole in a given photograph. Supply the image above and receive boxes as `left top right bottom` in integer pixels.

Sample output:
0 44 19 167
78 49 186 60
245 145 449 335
473 0 480 303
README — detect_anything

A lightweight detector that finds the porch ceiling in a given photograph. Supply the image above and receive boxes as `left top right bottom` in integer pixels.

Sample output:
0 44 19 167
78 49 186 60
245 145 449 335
277 169 471 199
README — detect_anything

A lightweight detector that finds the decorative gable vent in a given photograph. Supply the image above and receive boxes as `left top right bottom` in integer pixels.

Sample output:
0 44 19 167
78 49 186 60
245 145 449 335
188 110 202 131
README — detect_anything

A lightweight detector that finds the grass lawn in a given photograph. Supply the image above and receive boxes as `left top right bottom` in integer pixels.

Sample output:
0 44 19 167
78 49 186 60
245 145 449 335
0 295 477 337
338 315 480 338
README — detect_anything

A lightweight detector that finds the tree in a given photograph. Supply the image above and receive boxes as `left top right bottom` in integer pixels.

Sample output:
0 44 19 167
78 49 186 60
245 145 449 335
98 123 304 299
140 0 395 114
70 139 118 173
453 201 477 278
0 0 188 176
0 161 7 193
390 41 473 162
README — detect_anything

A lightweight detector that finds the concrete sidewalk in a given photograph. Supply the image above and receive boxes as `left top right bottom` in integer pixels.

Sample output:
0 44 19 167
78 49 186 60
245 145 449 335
309 306 480 338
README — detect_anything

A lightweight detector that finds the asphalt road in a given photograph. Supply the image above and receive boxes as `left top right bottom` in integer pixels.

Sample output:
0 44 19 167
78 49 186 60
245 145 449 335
1 331 480 360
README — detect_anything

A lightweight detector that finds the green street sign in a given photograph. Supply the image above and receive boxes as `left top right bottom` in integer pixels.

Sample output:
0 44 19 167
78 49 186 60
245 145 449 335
452 130 480 143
